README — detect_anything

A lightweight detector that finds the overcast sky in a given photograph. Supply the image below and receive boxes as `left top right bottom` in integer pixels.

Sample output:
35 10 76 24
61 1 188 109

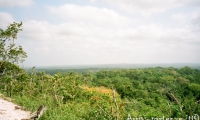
0 0 200 67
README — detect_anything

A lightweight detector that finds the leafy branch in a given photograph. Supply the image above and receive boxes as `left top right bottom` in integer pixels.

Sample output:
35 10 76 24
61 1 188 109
0 22 27 69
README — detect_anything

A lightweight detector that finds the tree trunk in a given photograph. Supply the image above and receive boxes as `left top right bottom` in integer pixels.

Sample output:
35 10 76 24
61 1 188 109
21 105 46 120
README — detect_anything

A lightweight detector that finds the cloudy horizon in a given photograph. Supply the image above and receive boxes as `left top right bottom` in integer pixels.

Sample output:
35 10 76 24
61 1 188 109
0 0 200 67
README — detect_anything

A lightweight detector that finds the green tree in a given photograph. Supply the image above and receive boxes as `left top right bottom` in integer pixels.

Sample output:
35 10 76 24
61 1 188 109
0 22 27 97
0 22 27 69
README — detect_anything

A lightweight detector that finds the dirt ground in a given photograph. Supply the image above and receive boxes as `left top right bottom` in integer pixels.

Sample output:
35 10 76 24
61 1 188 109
0 97 30 120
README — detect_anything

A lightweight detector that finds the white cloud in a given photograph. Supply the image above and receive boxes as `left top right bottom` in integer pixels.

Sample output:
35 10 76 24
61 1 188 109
171 10 200 24
19 21 56 41
47 4 133 27
17 19 200 67
2 2 198 66
171 9 200 35
0 0 33 7
0 12 15 29
91 0 200 16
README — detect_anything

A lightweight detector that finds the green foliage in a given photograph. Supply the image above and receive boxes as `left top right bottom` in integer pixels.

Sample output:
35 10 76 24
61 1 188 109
2 66 200 119
0 61 24 74
188 83 200 97
91 67 200 118
0 22 27 66
0 22 28 98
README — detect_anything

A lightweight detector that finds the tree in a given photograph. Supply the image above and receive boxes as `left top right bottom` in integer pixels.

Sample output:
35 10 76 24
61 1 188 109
0 22 27 69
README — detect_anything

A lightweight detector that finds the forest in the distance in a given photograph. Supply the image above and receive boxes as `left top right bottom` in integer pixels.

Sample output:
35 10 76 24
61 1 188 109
25 63 200 75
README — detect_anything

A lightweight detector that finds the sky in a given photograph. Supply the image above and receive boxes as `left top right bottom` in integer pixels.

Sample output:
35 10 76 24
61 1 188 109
0 0 200 67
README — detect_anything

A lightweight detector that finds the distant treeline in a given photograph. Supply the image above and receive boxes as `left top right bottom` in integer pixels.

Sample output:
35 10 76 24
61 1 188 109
25 68 113 75
25 63 200 75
